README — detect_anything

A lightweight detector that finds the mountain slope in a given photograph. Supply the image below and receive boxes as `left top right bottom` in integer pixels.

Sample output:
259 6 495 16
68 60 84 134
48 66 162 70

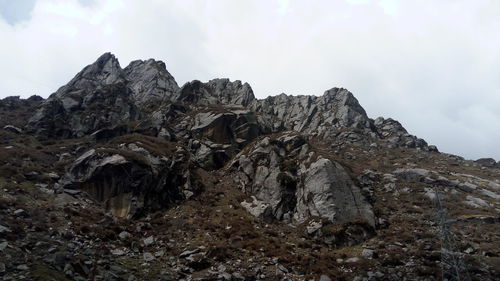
0 53 498 281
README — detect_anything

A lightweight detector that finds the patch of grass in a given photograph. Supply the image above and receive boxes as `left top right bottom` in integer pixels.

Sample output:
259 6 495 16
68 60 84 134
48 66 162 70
32 264 71 281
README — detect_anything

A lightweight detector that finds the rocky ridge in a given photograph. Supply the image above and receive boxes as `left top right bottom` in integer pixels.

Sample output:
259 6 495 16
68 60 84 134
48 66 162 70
0 53 498 280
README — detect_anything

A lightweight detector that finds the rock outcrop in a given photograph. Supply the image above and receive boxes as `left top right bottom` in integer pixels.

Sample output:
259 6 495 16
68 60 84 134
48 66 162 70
26 53 181 138
3 52 500 280
176 79 255 106
59 137 201 218
475 158 500 168
373 117 428 149
124 59 179 107
231 133 375 226
250 88 372 138
26 54 140 138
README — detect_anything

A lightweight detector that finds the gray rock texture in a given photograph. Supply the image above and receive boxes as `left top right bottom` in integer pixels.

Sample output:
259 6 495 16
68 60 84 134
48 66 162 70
124 59 179 106
27 53 140 138
249 88 372 139
176 79 255 106
231 133 375 226
374 117 428 149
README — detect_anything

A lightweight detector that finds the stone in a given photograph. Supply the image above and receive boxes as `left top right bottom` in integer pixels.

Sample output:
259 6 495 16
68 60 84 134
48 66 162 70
319 275 332 281
296 158 375 226
240 197 274 222
143 236 154 247
16 264 29 270
275 263 288 275
111 249 125 256
345 257 360 263
118 231 132 240
13 209 26 216
306 220 323 235
393 168 430 181
475 158 497 168
0 225 11 233
0 262 5 274
180 249 200 258
3 125 22 134
464 196 490 208
143 252 155 262
233 135 374 227
362 249 375 259
0 242 7 252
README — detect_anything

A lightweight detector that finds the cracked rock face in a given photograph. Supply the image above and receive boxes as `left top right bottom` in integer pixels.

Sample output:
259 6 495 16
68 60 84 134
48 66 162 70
26 53 140 138
59 143 201 218
176 79 255 106
124 59 179 106
374 117 428 149
231 133 375 226
26 53 180 138
250 88 372 138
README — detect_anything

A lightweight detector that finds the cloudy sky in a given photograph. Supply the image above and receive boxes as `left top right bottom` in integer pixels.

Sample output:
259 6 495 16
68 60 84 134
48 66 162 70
0 0 499 160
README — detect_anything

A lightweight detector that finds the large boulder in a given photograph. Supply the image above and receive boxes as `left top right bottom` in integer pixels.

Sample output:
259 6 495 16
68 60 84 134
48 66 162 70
231 133 375 226
295 158 374 225
475 158 499 168
59 137 201 217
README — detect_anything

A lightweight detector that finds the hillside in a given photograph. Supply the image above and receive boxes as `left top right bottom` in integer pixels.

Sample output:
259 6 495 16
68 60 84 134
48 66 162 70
0 53 499 281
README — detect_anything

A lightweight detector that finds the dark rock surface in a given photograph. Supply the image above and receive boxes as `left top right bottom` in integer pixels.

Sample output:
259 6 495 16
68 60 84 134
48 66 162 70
58 137 201 218
177 79 255 106
26 54 140 138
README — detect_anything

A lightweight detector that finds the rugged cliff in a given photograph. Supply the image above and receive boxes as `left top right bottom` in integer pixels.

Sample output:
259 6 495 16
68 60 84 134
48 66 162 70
0 53 498 281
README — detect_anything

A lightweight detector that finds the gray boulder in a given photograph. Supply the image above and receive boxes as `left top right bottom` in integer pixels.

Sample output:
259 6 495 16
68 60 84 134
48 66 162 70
295 158 375 225
475 158 499 168
232 133 375 226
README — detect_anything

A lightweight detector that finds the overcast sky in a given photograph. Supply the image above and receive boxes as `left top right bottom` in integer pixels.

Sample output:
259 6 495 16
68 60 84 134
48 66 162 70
0 0 499 160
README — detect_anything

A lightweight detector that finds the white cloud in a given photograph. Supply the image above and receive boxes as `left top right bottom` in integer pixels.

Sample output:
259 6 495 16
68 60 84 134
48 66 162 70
0 0 499 161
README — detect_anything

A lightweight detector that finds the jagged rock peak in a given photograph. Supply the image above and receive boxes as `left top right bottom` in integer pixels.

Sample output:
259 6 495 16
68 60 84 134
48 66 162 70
176 78 255 106
124 58 179 106
250 87 372 137
57 52 125 95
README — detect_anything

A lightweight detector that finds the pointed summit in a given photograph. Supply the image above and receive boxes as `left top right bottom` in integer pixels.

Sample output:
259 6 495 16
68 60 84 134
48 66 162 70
124 58 179 106
58 52 125 93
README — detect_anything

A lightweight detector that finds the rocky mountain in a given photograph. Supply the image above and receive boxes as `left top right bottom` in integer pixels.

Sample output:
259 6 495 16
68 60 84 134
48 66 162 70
1 53 499 281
